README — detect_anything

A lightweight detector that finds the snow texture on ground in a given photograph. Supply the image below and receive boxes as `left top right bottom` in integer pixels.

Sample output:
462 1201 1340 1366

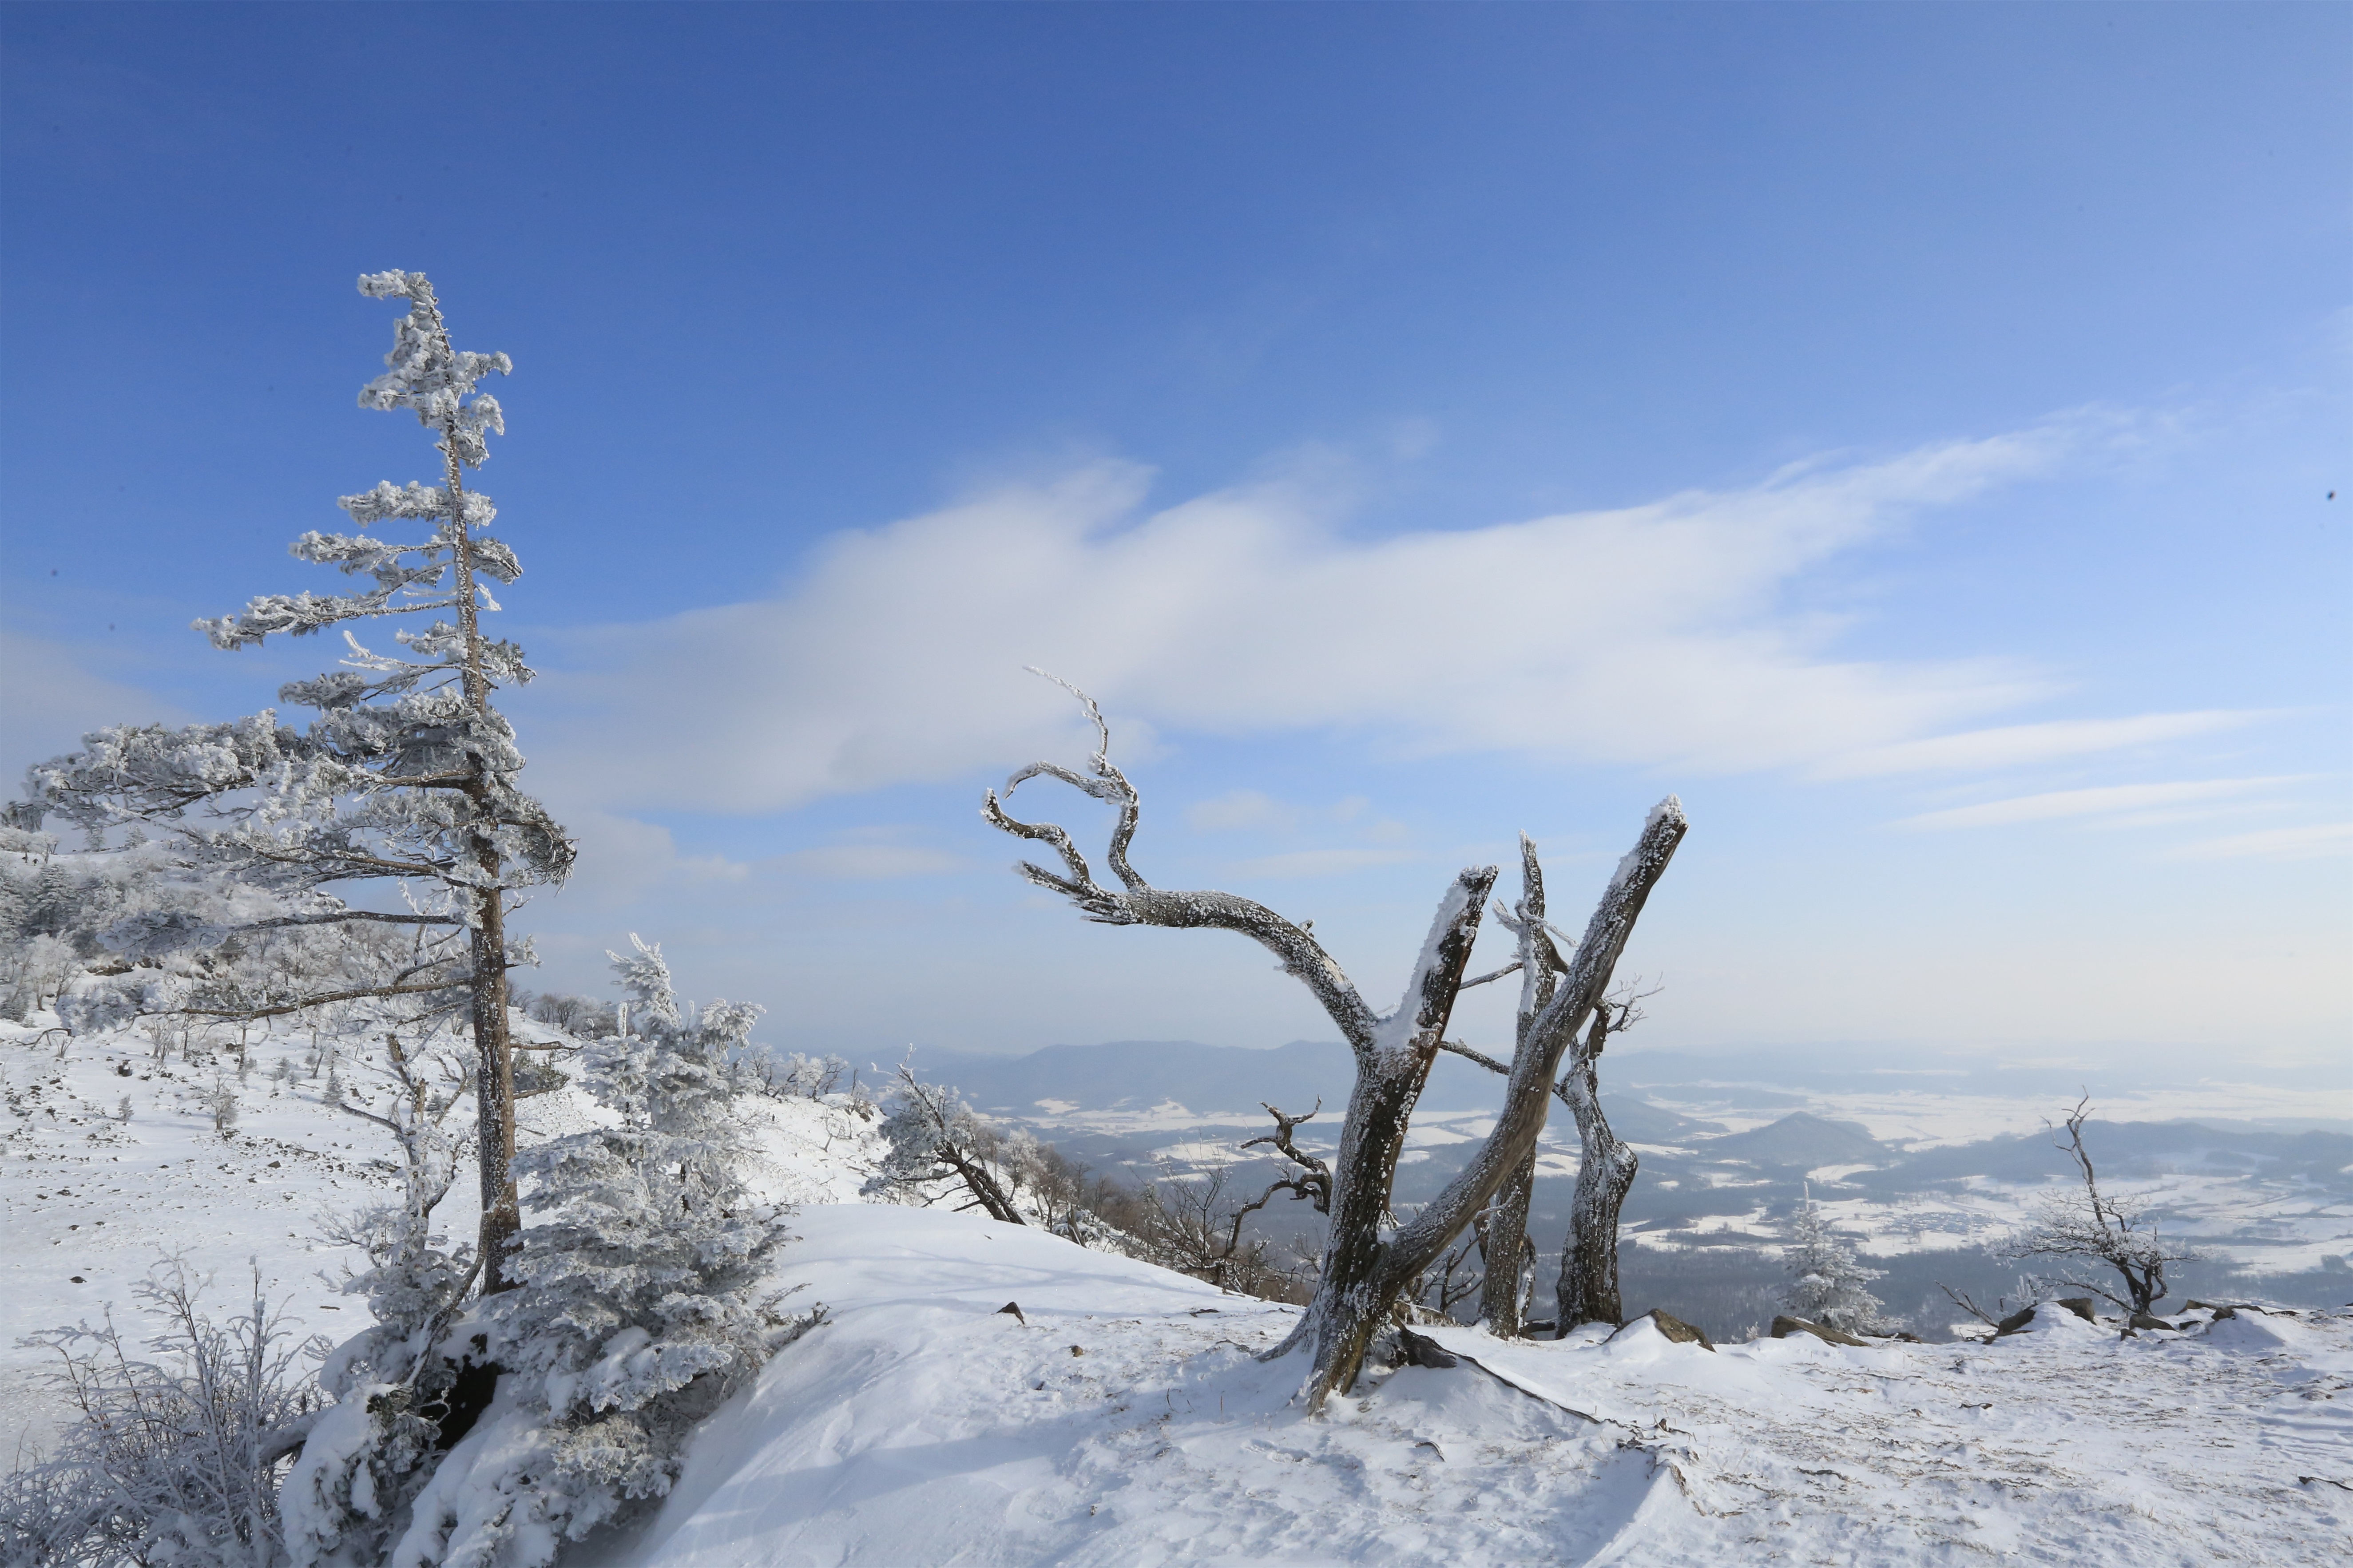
0 1018 879 1461
10 1017 2351 1564
611 1206 2353 1568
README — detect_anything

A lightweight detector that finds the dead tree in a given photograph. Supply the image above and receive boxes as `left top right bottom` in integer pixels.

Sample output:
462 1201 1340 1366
2012 1097 2195 1315
1447 978 1652 1334
1553 988 1651 1330
984 677 1684 1410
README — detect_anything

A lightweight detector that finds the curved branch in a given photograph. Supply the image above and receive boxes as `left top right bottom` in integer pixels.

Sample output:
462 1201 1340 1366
982 676 1383 1050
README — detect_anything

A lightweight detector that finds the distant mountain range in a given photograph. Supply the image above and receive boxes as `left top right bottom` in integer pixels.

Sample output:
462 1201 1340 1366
867 1037 2353 1328
904 1037 1718 1140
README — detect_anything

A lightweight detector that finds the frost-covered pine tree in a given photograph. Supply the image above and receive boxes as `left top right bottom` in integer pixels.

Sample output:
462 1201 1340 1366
18 272 573 1282
864 1066 1029 1224
389 938 808 1568
1782 1184 1895 1335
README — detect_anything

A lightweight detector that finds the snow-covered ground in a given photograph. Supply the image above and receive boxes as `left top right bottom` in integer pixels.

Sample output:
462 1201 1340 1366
611 1205 2353 1567
0 1017 883 1461
10 1017 2352 1564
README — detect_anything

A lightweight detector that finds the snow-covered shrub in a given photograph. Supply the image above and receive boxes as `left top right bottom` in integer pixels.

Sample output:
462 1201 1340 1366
1781 1188 1896 1335
0 1261 321 1568
2008 1099 2196 1315
205 1076 242 1136
518 992 615 1039
387 938 809 1567
748 1049 847 1100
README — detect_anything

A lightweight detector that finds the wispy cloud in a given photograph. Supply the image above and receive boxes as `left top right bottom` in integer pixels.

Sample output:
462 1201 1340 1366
2169 822 2353 862
0 629 189 780
1817 711 2265 779
1226 847 1420 879
539 424 2094 814
1186 789 1300 833
770 844 968 879
1897 777 2299 832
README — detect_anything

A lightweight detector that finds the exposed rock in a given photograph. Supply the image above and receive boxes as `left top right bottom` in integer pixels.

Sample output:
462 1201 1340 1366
1994 1306 2037 1336
1610 1308 1715 1351
1771 1314 1867 1347
2055 1298 2097 1323
2129 1311 2176 1332
996 1301 1026 1324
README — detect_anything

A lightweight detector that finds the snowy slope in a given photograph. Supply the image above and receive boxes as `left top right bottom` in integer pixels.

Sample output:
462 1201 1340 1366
11 1015 2351 1565
0 1016 882 1461
615 1206 2353 1568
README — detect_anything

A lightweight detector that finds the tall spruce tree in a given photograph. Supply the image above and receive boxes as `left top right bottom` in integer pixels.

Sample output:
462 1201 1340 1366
21 271 572 1285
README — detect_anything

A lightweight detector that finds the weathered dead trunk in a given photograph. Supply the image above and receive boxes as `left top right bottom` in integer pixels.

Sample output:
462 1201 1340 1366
983 679 1685 1414
1476 1150 1538 1335
1555 1006 1638 1331
1281 869 1492 1405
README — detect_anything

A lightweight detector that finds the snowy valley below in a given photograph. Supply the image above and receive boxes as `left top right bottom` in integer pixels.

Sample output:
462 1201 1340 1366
7 1016 2350 1566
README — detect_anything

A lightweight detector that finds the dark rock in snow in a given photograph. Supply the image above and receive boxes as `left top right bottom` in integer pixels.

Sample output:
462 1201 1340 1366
996 1301 1026 1324
1614 1308 1714 1350
1772 1314 1868 1347
2129 1311 2176 1332
1994 1307 2037 1336
2055 1298 2097 1323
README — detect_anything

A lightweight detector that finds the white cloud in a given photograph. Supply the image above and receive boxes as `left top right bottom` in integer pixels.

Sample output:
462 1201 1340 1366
1226 847 1421 879
546 805 753 908
1185 789 1300 833
1897 777 2298 832
532 422 2108 814
2169 822 2353 862
1816 711 2265 779
770 844 969 879
0 629 188 780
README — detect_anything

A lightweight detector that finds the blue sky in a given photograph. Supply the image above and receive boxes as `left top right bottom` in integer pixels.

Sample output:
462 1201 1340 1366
3 3 2345 1069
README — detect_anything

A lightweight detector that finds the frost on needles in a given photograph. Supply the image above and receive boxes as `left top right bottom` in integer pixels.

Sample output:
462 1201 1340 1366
17 269 573 1286
379 939 813 1568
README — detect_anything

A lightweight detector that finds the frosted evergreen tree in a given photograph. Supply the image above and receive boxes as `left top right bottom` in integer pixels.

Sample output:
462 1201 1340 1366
864 1065 1028 1224
17 272 573 1283
1782 1184 1895 1334
389 938 808 1568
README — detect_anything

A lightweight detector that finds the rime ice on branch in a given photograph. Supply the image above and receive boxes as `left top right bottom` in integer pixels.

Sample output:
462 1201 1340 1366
18 271 572 1289
984 674 1685 1412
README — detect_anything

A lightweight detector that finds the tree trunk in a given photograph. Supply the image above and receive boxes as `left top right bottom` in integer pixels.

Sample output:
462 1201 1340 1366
1284 869 1493 1408
1554 1009 1637 1332
435 307 521 1295
1476 1149 1538 1335
981 691 1686 1415
470 871 519 1291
